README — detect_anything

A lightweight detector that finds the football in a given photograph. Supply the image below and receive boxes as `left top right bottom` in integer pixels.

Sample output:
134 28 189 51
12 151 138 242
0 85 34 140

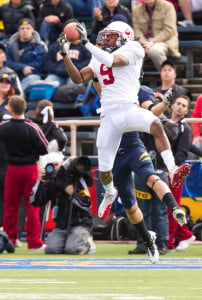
63 22 81 42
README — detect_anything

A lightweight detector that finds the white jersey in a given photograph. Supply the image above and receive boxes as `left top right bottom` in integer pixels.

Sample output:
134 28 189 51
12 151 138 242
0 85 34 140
88 40 144 109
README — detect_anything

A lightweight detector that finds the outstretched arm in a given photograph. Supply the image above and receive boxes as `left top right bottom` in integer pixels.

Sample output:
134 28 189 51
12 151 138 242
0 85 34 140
141 88 173 116
63 55 93 84
59 33 94 84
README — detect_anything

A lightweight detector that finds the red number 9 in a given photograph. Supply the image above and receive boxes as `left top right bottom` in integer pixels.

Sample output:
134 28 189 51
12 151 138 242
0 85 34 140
100 64 115 85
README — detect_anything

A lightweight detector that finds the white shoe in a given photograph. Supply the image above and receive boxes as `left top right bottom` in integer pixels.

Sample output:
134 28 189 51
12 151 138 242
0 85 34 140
145 231 159 264
98 190 118 218
173 208 187 226
176 235 196 251
87 236 96 254
178 20 195 27
167 248 175 253
15 239 22 248
29 244 46 252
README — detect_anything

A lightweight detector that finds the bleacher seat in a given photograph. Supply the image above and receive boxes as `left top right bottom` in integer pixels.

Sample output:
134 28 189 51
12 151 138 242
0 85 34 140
177 25 202 34
26 80 100 118
28 80 59 101
179 40 202 77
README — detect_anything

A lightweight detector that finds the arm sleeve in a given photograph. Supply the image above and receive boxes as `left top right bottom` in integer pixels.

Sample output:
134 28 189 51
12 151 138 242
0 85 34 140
30 180 50 207
55 166 75 191
85 42 114 67
29 121 49 155
190 144 202 157
51 122 67 151
174 125 192 165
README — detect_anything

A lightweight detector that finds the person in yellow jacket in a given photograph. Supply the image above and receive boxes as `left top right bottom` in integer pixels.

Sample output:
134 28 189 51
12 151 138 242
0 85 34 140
0 0 9 30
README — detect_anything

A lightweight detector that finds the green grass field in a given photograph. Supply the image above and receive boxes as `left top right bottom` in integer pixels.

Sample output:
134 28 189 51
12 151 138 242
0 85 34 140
0 242 201 300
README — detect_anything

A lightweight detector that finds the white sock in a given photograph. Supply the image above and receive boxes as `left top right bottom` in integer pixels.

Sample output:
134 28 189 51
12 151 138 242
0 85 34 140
160 149 176 173
103 181 116 194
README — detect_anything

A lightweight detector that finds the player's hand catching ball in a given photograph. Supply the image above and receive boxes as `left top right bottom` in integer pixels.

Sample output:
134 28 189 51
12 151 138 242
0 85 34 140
77 22 89 44
163 87 173 106
59 33 71 57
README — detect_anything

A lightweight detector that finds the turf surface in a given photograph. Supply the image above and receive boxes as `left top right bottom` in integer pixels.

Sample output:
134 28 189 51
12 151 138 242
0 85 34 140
0 242 201 299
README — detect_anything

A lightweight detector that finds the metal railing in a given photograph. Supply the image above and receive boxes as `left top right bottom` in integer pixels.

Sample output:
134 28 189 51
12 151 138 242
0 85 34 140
57 119 100 156
57 118 202 156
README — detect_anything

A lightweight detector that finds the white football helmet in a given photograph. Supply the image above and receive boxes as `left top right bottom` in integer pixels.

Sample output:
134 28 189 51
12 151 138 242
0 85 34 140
98 21 134 51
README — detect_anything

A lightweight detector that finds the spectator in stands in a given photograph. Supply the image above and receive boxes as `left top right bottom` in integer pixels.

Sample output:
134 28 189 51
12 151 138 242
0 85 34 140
5 18 47 96
120 0 132 11
0 1 9 6
0 111 8 229
0 72 15 113
92 0 132 36
0 43 23 96
26 0 43 18
132 0 180 71
0 1 9 37
0 41 19 227
167 95 196 251
190 94 202 156
0 95 48 251
166 0 179 11
0 0 35 40
64 0 103 18
32 99 67 152
0 73 15 228
37 0 74 47
178 0 202 27
43 21 91 86
30 155 96 255
65 0 132 18
154 60 193 117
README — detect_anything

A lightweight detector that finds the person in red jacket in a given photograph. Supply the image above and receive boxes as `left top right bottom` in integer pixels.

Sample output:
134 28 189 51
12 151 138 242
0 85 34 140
191 95 202 156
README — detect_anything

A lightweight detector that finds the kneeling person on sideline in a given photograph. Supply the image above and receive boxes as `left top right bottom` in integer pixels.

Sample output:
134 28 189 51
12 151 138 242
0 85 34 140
30 154 96 255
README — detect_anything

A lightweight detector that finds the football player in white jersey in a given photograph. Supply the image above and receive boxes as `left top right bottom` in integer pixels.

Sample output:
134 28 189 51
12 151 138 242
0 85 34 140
59 21 190 225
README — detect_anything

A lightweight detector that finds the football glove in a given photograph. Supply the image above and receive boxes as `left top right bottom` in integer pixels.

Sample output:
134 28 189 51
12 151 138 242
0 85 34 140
163 87 173 106
59 33 71 57
173 208 187 226
77 22 89 44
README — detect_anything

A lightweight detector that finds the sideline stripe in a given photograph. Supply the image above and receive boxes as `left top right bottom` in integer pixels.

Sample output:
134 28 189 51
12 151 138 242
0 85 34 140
0 258 202 269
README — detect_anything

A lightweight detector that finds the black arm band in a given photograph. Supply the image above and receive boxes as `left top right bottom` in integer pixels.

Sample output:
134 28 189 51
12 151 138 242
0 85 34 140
79 71 85 82
148 104 155 111
93 78 99 82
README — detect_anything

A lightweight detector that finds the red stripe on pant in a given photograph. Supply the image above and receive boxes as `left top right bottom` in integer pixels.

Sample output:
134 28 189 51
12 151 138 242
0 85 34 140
3 165 43 249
